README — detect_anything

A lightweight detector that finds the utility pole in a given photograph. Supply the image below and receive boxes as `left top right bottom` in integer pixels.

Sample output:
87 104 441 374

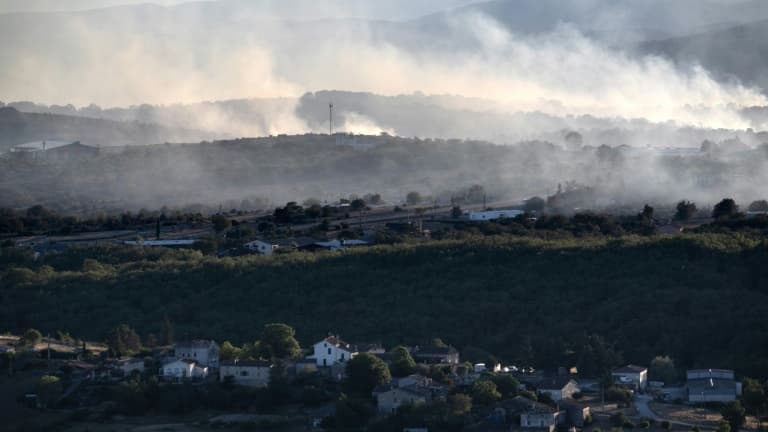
329 103 334 135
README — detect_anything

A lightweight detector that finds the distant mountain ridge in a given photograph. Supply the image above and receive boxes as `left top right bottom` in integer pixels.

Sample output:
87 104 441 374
0 107 214 152
641 18 768 93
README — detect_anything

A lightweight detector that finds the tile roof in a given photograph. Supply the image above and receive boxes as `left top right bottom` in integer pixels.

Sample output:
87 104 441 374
613 365 647 374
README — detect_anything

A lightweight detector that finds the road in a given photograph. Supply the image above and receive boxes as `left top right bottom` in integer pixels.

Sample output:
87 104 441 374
634 395 716 430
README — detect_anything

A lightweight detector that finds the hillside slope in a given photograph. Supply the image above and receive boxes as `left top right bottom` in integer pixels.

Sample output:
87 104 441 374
2 234 768 377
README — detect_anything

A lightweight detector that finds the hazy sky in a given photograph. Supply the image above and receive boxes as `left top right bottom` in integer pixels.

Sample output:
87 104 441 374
0 0 483 17
0 0 189 13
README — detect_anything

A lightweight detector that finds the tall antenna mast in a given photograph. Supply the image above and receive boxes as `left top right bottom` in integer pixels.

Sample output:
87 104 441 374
329 103 334 135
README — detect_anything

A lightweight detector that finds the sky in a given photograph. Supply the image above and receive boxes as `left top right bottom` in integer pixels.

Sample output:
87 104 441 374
0 0 189 13
0 0 483 17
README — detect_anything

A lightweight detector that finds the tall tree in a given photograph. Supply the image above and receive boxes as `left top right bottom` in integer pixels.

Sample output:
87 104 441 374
19 328 42 347
389 346 416 378
674 201 697 221
345 353 391 396
260 323 301 359
649 356 678 385
471 380 501 405
106 324 141 357
721 401 746 431
712 199 739 219
161 315 174 346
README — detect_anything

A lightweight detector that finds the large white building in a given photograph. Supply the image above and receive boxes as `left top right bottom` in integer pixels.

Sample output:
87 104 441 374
174 340 220 370
308 335 358 367
687 369 741 403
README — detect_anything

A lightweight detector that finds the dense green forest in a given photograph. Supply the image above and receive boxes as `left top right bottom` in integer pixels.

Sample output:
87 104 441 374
2 233 768 378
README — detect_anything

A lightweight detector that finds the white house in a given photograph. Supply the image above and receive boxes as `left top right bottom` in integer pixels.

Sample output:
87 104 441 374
466 210 524 221
612 365 648 391
159 358 208 381
219 360 272 388
308 335 358 367
244 240 279 255
174 340 220 369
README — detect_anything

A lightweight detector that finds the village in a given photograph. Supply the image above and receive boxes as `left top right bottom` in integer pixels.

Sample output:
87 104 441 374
0 328 759 432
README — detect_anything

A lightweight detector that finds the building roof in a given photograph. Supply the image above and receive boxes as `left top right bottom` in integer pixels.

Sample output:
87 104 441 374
412 345 458 356
537 377 577 391
688 378 739 395
373 384 432 399
614 365 648 374
500 396 557 414
221 359 272 368
174 340 218 350
687 369 734 375
319 335 356 352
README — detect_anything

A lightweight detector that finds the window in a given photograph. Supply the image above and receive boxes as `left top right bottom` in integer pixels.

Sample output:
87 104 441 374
328 348 332 355
341 353 345 361
241 371 248 376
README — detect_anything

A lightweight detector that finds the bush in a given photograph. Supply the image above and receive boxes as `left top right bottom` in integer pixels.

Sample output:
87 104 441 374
638 420 650 429
661 421 671 430
623 421 636 429
610 413 630 427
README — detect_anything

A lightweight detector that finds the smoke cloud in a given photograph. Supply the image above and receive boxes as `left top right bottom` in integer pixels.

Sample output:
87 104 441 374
0 3 765 134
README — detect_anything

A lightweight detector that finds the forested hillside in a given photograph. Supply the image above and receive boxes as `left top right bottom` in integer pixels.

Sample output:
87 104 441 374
2 233 768 378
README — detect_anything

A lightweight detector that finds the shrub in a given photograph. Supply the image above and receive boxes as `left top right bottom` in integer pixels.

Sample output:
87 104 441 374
661 421 671 430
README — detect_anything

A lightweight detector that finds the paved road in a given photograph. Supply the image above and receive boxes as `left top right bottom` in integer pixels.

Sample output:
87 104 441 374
634 395 715 430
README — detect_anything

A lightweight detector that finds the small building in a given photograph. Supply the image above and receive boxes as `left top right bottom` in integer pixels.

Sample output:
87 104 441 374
411 345 459 365
159 358 208 380
308 335 358 367
612 365 648 391
466 210 524 221
174 340 220 369
496 396 563 432
291 358 320 376
116 358 145 376
219 359 272 388
373 384 433 415
687 369 741 403
244 240 279 255
537 377 580 402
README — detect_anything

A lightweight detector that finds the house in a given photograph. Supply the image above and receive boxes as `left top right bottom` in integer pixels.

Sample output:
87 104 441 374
219 359 272 388
612 365 648 391
244 240 279 255
0 345 15 354
159 358 208 380
537 377 580 401
495 396 563 432
308 335 357 367
373 384 434 415
466 210 524 221
687 369 741 403
174 340 220 369
116 358 145 376
411 345 459 365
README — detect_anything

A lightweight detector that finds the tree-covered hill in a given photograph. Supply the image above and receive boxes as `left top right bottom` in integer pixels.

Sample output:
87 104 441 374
2 233 767 377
